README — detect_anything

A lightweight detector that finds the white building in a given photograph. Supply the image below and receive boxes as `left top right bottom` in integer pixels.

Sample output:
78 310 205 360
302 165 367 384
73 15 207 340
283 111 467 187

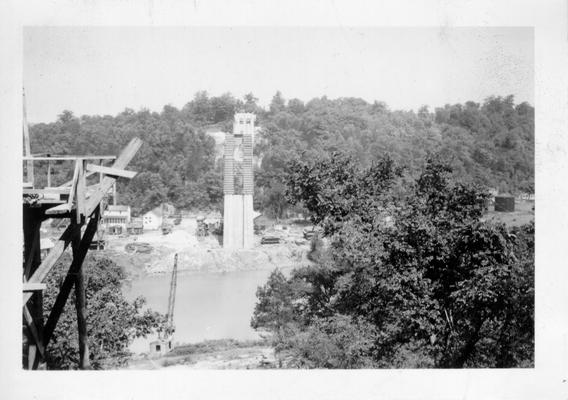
103 205 131 235
149 339 173 358
142 204 175 230
142 208 163 231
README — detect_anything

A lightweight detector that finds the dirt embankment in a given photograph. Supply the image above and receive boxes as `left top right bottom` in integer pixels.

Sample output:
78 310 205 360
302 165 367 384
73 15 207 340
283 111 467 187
100 217 313 278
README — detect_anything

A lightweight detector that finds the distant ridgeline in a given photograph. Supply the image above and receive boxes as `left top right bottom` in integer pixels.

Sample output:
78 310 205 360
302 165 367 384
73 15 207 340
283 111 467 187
29 92 533 217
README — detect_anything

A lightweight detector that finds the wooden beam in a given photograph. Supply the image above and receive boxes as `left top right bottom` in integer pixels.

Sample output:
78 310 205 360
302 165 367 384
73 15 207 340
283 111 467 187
45 203 72 215
23 305 45 360
56 139 139 190
68 160 80 209
23 223 80 304
23 228 40 278
23 155 116 161
72 226 91 369
76 161 85 223
58 171 97 188
43 208 100 347
23 282 47 292
22 207 43 369
23 188 71 195
46 160 80 215
85 138 142 217
47 161 51 187
85 164 137 179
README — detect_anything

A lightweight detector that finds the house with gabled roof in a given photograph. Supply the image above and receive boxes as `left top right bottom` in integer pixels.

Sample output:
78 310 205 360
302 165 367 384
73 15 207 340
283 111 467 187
142 203 175 230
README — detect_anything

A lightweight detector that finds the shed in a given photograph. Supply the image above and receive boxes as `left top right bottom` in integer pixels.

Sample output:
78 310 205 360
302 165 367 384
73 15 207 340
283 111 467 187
127 220 144 235
494 195 515 212
149 339 173 357
254 214 274 233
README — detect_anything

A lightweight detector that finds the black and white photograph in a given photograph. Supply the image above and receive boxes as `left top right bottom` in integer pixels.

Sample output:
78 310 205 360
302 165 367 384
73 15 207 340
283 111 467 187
1 1 567 399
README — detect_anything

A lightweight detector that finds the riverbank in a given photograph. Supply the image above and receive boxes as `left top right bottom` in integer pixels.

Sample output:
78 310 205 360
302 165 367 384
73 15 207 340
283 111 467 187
106 216 312 362
98 216 313 279
124 339 276 369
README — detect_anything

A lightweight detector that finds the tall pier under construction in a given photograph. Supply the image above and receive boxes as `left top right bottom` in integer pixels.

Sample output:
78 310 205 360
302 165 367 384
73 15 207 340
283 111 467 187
223 112 255 249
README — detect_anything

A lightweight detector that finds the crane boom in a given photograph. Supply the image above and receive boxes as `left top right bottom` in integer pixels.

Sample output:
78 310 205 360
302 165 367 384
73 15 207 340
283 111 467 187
166 253 178 328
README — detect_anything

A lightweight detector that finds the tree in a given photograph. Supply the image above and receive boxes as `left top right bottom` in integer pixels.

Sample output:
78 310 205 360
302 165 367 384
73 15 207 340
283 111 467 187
251 269 301 333
286 152 403 235
252 155 534 368
269 91 286 115
210 93 237 124
57 110 76 124
43 254 167 369
276 315 379 368
287 98 305 115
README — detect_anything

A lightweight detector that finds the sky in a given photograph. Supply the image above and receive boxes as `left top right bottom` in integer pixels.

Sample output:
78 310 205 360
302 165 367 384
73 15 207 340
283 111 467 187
23 26 533 123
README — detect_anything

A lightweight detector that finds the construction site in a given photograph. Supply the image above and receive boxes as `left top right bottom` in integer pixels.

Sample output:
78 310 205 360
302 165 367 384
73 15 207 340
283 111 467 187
21 103 315 369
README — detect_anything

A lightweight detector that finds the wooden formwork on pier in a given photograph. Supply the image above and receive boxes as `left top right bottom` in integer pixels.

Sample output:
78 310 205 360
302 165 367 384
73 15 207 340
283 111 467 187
22 138 142 369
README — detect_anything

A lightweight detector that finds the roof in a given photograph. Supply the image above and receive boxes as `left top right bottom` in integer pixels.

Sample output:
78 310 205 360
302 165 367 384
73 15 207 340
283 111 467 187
254 214 274 225
145 203 175 217
150 339 169 345
107 205 130 212
144 207 163 217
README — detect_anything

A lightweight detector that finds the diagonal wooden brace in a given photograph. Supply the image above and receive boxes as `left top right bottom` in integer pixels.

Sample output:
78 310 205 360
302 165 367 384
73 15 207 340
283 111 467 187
23 305 45 360
42 207 100 347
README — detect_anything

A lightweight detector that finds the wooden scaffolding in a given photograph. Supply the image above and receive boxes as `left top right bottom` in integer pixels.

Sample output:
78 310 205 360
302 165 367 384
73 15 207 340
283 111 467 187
22 138 142 369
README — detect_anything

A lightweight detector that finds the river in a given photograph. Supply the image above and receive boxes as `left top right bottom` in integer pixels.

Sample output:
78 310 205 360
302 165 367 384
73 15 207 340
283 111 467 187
124 267 288 353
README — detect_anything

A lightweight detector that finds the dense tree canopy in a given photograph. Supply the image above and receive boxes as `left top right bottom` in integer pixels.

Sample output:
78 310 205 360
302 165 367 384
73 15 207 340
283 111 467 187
252 155 534 368
29 92 533 218
255 94 533 218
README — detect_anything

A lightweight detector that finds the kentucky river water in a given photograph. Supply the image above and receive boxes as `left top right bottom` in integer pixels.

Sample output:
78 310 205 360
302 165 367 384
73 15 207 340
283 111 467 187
124 267 289 353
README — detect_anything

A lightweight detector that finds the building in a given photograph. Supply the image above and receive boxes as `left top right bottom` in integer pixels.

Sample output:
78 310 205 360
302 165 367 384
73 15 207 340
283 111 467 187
253 214 273 233
149 338 173 358
102 205 131 235
127 219 144 235
518 192 535 201
142 208 163 231
142 204 175 231
223 113 255 249
495 195 515 212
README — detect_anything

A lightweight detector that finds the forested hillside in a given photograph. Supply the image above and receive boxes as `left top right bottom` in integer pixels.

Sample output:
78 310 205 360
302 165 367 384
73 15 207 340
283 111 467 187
256 93 533 218
29 92 533 216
